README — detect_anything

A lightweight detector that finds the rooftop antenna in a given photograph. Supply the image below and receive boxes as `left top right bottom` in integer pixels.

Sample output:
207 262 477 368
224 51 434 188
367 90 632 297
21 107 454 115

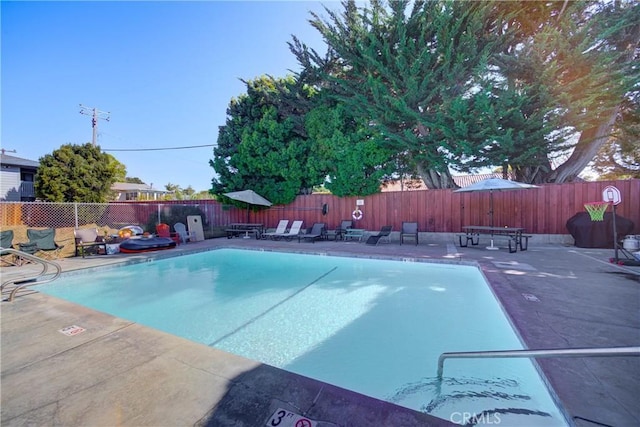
1 149 17 155
79 104 110 146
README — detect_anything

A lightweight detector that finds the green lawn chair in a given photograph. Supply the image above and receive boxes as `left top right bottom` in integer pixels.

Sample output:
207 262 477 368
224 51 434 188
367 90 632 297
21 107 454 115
19 228 64 260
1 229 19 266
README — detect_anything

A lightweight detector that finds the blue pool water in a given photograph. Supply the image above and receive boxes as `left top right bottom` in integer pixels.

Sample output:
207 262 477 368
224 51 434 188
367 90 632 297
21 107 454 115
35 249 567 425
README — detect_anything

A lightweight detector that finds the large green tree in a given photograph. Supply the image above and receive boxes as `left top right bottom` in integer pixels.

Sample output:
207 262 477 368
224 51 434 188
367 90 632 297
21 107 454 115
590 93 640 179
293 0 504 188
482 0 640 183
305 102 396 196
211 75 326 204
36 143 117 202
293 0 639 186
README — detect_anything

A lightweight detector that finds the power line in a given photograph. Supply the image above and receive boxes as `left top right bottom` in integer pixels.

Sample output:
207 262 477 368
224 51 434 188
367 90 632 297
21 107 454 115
103 144 215 152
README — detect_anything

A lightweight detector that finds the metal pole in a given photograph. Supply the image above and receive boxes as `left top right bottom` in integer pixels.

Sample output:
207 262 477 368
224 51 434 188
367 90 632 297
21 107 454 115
92 108 98 146
437 346 640 380
613 204 618 262
79 104 110 146
489 190 494 228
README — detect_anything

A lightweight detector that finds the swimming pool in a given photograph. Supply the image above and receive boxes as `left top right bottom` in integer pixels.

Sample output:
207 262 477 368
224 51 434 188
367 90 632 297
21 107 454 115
35 248 567 425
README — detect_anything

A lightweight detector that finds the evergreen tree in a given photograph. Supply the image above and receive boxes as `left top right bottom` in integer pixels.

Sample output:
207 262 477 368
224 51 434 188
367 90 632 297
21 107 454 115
35 143 116 202
484 0 640 183
293 0 639 185
210 75 326 204
125 177 145 184
591 94 640 179
293 0 505 188
305 102 396 196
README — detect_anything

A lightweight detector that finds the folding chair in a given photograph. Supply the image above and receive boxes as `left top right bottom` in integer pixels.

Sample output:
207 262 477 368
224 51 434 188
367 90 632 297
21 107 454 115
19 228 64 259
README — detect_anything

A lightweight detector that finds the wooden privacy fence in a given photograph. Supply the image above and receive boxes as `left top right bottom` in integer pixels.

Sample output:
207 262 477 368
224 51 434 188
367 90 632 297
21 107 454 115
225 179 639 235
1 180 638 235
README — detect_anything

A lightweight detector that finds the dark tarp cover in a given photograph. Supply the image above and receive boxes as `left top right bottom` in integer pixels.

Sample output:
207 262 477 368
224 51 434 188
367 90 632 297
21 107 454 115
566 212 635 248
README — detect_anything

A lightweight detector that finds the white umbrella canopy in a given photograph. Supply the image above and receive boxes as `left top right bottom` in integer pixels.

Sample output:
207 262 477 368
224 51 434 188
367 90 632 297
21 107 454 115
454 178 540 228
224 190 272 223
224 190 272 207
453 178 540 193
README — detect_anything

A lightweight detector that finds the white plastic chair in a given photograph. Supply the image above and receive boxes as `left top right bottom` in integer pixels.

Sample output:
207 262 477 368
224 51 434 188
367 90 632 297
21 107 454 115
273 220 303 240
263 220 289 240
174 222 194 244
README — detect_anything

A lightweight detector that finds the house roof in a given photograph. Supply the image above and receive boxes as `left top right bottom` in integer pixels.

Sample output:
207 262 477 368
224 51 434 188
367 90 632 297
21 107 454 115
0 155 171 193
453 172 514 188
111 182 169 193
0 153 40 168
381 173 514 192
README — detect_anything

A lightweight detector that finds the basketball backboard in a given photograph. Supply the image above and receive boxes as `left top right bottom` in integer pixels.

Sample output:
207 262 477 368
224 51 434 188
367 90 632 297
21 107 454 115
602 185 621 205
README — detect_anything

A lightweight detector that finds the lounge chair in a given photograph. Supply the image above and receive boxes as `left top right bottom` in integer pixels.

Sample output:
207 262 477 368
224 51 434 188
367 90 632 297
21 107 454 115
365 225 392 245
400 222 419 245
299 222 326 243
174 222 194 244
262 220 289 240
1 230 19 266
274 220 303 241
156 223 181 245
18 228 64 259
74 228 107 257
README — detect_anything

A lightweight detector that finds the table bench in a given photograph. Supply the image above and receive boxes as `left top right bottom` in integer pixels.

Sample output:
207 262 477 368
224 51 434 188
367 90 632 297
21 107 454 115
459 226 529 253
225 223 264 240
343 229 365 242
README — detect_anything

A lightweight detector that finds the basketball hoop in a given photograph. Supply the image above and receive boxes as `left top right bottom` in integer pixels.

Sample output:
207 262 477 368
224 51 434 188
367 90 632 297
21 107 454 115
584 201 610 221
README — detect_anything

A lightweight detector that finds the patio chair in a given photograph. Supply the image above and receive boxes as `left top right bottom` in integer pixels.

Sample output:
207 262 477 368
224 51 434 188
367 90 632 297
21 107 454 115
299 222 326 243
174 222 195 244
274 220 303 241
156 223 181 245
1 230 19 266
400 222 419 245
365 225 392 246
263 220 289 240
327 219 353 240
18 228 64 259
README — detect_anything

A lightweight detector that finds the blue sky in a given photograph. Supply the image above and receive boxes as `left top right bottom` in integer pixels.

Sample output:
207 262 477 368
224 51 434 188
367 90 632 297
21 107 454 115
2 1 332 192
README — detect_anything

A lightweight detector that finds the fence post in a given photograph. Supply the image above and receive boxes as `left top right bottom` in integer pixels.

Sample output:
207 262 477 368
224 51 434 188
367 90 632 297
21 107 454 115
158 204 161 225
74 202 79 229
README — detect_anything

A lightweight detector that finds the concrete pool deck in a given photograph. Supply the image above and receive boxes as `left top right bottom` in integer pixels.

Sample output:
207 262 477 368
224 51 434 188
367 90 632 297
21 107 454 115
2 234 639 426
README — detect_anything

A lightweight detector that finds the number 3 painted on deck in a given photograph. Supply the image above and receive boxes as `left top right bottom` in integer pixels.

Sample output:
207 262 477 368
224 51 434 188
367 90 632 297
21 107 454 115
270 410 286 426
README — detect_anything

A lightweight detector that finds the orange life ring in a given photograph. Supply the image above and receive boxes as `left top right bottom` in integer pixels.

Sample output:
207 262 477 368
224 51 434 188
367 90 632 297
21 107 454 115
352 208 363 221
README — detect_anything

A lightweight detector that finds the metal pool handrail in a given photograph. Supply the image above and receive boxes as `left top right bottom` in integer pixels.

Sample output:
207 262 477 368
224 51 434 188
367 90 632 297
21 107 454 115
1 248 62 302
437 346 640 379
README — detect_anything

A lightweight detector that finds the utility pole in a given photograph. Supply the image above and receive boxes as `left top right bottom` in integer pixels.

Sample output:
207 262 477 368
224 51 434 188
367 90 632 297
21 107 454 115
79 104 110 146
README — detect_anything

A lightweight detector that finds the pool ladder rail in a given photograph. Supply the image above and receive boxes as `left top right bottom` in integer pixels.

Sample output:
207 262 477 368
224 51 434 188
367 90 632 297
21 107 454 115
1 248 62 302
437 346 640 379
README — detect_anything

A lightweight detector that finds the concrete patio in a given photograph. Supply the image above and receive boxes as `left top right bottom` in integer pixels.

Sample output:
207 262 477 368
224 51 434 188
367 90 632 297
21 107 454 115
2 233 639 426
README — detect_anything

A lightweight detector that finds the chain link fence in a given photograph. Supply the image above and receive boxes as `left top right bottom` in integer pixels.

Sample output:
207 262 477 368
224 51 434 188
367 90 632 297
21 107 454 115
0 201 227 257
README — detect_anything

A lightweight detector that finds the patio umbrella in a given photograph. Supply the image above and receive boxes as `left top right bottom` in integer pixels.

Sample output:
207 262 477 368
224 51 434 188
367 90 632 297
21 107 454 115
224 190 272 223
454 178 539 249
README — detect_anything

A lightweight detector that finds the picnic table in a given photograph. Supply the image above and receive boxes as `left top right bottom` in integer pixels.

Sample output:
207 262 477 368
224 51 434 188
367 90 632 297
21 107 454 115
225 223 264 239
458 226 530 253
343 228 366 242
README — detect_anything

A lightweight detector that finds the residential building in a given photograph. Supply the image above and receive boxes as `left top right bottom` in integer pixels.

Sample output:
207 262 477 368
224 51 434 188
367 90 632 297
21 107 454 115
380 173 512 192
0 152 168 202
0 152 38 201
111 183 169 201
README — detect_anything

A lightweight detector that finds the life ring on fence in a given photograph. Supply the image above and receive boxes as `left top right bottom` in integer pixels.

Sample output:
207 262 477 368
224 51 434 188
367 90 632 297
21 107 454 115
352 208 363 221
